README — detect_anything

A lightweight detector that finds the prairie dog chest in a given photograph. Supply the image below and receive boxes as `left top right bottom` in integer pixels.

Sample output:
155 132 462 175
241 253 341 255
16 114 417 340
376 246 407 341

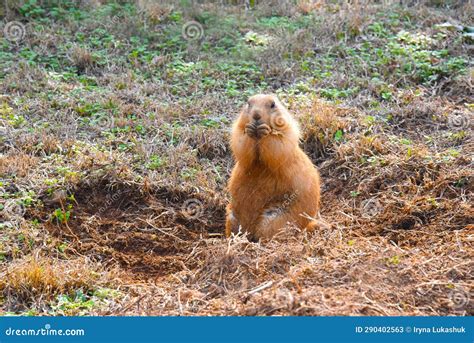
232 166 293 206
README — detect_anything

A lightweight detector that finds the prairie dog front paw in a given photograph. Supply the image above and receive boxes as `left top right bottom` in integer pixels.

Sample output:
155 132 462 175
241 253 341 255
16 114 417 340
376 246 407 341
255 123 271 138
245 122 258 138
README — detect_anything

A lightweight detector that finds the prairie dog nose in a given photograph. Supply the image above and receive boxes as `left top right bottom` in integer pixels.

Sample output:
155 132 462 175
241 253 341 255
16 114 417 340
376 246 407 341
252 112 261 121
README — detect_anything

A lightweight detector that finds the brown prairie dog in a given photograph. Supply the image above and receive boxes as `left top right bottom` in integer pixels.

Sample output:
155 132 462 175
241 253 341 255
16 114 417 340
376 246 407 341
226 94 321 240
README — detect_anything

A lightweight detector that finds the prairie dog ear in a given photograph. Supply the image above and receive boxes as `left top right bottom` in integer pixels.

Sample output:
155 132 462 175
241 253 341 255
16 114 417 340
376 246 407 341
269 93 280 101
241 100 251 112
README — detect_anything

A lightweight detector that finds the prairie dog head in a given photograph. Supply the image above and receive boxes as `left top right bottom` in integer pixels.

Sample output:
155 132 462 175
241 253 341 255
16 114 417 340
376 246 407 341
239 94 300 139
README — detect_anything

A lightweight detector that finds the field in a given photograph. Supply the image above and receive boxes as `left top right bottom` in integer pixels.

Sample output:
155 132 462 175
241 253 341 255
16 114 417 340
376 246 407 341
0 0 472 316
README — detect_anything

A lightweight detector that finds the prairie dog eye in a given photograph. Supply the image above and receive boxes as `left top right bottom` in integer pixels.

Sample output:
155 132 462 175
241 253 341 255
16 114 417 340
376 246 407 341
270 101 276 109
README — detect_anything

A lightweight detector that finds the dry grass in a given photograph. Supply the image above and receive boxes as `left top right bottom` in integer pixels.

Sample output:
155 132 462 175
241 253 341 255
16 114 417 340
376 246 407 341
0 256 111 313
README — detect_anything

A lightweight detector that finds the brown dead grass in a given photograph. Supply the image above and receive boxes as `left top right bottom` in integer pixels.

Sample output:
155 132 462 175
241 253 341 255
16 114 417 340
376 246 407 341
1 95 472 316
0 153 38 177
0 256 108 313
1 93 472 316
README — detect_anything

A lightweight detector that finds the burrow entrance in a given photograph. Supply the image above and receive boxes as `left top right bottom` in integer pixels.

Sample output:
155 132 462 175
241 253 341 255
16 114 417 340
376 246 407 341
34 180 226 279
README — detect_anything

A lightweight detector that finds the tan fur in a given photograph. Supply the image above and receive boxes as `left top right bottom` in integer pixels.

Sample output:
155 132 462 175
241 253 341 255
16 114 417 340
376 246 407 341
225 94 321 240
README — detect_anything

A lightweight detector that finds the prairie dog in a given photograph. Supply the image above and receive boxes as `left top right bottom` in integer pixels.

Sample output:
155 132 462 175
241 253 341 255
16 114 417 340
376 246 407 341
226 94 321 240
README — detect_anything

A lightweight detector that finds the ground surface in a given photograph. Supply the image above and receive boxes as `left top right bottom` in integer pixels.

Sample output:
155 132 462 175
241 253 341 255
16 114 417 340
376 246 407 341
0 0 472 316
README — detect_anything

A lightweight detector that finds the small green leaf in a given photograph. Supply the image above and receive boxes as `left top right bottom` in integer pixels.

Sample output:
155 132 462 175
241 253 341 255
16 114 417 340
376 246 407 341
334 129 343 142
